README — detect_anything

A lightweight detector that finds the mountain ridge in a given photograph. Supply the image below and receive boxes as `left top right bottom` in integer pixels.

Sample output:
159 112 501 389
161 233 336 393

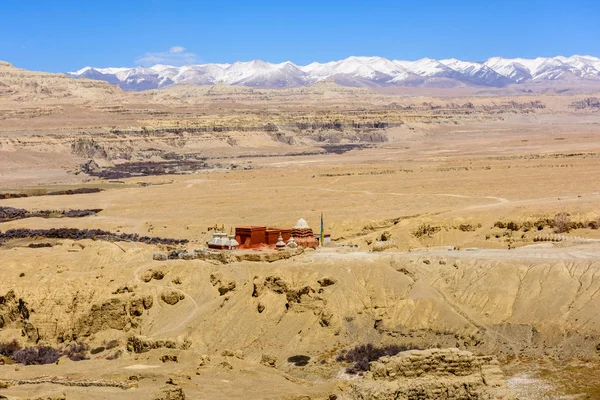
68 54 600 91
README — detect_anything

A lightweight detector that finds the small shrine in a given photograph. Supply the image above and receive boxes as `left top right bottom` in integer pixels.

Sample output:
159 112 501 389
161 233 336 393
207 230 239 250
275 233 286 250
287 236 298 249
291 218 318 248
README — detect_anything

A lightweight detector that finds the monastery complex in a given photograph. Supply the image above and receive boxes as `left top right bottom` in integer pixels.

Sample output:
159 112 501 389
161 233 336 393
207 218 330 251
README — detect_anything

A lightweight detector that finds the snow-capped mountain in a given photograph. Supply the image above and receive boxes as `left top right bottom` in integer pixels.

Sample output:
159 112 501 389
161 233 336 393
69 55 600 91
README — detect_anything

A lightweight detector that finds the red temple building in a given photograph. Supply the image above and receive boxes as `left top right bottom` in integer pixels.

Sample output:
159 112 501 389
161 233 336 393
235 226 266 248
230 218 321 250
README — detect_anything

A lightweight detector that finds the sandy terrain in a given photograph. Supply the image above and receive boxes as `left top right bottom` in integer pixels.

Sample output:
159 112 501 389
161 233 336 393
1 62 600 399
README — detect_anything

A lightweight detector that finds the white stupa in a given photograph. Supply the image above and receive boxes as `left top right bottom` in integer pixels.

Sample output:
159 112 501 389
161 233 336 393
225 233 240 250
291 218 318 248
294 218 310 229
275 233 286 249
287 236 298 249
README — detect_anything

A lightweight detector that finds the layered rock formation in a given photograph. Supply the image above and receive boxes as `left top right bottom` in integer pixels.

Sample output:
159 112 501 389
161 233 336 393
348 348 516 400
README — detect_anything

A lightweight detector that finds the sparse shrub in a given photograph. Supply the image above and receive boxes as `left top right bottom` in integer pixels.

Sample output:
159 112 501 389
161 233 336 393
27 243 53 248
506 221 520 231
0 207 100 222
9 341 92 365
0 228 188 246
0 206 28 221
412 224 440 238
588 219 600 230
0 339 21 357
379 231 392 241
90 346 105 355
318 277 337 287
495 221 520 231
554 213 570 233
46 188 103 196
0 193 28 200
160 354 178 363
64 209 102 218
30 189 48 196
63 341 89 361
287 355 311 366
336 343 422 374
126 337 147 353
12 345 62 365
106 350 121 360
86 160 209 179
458 224 477 232
570 221 585 230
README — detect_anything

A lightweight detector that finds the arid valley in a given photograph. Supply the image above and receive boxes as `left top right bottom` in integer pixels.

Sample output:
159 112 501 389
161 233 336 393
1 59 600 399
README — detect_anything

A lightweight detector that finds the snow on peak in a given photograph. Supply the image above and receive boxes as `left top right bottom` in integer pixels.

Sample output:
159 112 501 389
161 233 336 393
69 55 600 90
72 66 94 75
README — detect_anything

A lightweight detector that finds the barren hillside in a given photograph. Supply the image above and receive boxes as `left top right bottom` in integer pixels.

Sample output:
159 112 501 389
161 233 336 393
1 63 600 399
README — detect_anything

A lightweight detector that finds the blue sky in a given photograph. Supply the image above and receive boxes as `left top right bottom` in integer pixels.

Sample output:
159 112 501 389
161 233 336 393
1 0 599 72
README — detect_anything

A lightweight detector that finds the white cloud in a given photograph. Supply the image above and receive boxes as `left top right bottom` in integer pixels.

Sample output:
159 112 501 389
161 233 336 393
169 46 185 54
136 46 198 66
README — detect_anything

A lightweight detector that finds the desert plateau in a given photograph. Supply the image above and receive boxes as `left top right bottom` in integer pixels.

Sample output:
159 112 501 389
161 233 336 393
2 17 600 398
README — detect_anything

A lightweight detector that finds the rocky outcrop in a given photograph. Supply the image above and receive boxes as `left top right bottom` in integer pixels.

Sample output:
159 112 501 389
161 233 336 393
153 387 186 400
141 268 166 282
348 348 516 400
0 291 37 341
129 295 153 316
195 248 303 264
209 273 236 296
126 336 191 353
0 376 131 389
0 290 30 329
160 290 185 305
71 138 110 159
76 298 137 337
260 354 277 368
252 276 321 308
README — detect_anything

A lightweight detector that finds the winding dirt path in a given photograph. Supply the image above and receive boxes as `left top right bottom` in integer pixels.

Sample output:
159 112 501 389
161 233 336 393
286 184 510 206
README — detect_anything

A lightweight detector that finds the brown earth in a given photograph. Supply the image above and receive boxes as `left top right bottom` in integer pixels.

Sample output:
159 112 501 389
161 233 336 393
0 62 600 399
